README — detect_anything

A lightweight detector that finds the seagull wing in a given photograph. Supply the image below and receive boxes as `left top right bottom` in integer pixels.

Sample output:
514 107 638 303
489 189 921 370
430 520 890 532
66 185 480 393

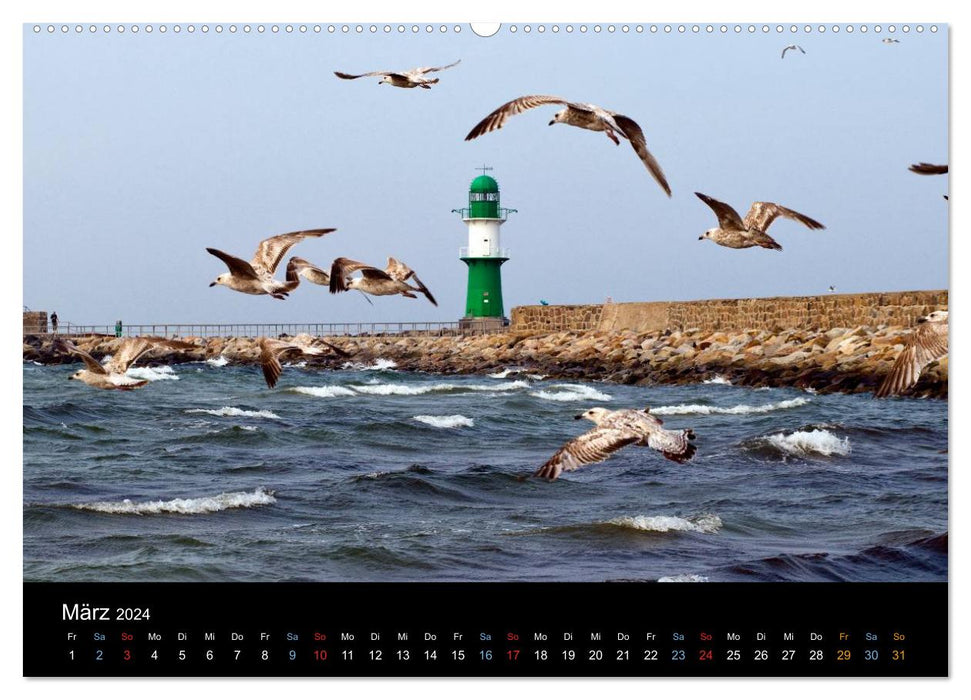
385 256 415 282
414 59 461 74
876 320 949 398
645 427 697 464
334 70 395 80
782 46 791 58
329 258 391 293
207 248 260 280
412 273 438 306
534 427 640 481
610 113 672 196
252 229 336 276
286 257 331 287
744 202 825 232
909 163 948 175
694 192 746 230
465 95 570 140
55 339 107 375
109 337 198 373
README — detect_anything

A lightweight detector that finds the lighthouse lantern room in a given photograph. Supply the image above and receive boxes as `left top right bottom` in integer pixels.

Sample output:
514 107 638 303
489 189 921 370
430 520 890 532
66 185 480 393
452 167 517 329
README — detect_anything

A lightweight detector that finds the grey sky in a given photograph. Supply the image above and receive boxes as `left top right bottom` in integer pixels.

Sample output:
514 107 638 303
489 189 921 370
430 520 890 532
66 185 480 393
23 25 948 326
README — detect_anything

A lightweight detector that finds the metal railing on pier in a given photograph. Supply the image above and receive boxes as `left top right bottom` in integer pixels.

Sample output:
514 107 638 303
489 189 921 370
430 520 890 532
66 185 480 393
30 321 504 339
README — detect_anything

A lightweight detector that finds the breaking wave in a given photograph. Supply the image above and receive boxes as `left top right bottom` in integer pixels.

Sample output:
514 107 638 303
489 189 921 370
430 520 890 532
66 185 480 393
205 356 229 367
658 574 710 582
70 487 276 515
289 386 357 398
125 366 179 382
607 514 723 534
342 358 398 371
760 429 851 457
185 407 281 420
702 375 732 385
413 415 474 429
351 380 528 396
530 384 612 402
651 397 809 416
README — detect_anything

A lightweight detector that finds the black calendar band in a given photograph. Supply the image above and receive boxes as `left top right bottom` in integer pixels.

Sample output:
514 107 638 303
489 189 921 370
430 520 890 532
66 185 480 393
24 582 947 677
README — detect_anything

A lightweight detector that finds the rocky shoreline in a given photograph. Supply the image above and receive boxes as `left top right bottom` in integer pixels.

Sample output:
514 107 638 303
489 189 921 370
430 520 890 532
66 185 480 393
23 324 947 398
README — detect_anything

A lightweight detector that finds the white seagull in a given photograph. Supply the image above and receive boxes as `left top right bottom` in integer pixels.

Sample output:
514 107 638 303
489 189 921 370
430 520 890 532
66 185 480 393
781 44 806 58
534 407 697 481
207 229 335 300
875 310 948 398
465 95 671 196
882 38 901 44
329 257 437 306
259 337 350 389
56 337 197 390
334 60 461 89
695 192 825 251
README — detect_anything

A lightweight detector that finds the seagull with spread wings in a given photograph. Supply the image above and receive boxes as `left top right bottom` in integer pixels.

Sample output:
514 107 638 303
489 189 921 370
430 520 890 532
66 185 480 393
533 408 697 481
781 44 806 58
259 337 350 389
465 95 671 196
329 257 437 306
695 192 825 251
207 229 335 300
908 163 948 175
334 59 460 89
55 337 198 390
875 311 948 398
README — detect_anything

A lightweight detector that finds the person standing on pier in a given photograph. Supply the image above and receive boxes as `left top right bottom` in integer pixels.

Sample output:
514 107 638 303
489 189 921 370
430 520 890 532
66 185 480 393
50 311 58 334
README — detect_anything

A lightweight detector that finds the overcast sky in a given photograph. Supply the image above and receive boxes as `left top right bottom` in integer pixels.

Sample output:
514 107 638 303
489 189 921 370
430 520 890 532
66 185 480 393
23 24 947 326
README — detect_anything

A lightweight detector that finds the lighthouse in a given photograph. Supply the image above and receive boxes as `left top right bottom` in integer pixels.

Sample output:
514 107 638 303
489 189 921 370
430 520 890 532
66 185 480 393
453 167 517 331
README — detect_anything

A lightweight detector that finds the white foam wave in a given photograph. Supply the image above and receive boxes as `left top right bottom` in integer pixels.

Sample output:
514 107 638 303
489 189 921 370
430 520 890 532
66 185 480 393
658 574 710 583
342 358 398 371
413 414 474 429
650 397 809 416
125 366 178 381
530 384 611 402
607 514 723 534
283 361 307 368
185 407 281 420
526 373 547 381
702 375 732 385
290 386 357 398
72 487 276 515
763 429 851 457
206 356 229 367
351 380 529 396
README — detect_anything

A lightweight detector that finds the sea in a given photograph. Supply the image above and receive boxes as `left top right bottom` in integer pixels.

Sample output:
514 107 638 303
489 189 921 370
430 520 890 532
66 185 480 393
23 359 948 583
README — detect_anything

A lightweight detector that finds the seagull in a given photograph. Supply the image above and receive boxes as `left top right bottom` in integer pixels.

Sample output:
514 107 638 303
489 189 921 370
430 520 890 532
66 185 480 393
465 96 671 196
695 192 825 251
259 337 350 389
782 44 806 58
329 257 438 305
207 229 335 299
875 310 948 398
334 60 461 89
55 337 197 390
882 37 901 44
533 407 697 481
829 285 837 294
909 163 948 175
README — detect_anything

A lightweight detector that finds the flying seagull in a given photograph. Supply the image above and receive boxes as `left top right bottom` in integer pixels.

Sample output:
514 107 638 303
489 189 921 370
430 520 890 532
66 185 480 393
259 337 350 389
882 37 900 44
909 163 948 175
875 310 948 398
334 60 461 89
781 44 806 58
465 95 671 196
207 229 335 300
533 407 697 481
695 192 825 251
329 257 438 305
55 337 197 390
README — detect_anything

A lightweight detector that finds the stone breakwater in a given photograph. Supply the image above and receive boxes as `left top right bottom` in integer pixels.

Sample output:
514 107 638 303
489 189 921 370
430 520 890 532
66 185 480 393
25 324 946 398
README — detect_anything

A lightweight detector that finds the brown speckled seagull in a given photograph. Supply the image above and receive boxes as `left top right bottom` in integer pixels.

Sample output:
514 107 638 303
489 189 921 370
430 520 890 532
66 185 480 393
55 337 197 390
258 337 350 389
329 257 437 306
534 407 697 481
695 192 825 251
465 95 671 196
875 310 948 398
334 60 460 89
207 229 336 300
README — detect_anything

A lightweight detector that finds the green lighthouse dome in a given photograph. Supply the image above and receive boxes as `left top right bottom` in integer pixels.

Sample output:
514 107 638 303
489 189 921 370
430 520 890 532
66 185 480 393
470 175 499 194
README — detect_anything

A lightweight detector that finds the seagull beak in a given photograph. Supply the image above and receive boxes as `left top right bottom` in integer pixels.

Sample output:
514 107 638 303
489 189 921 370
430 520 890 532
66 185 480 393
548 120 555 126
698 236 704 241
917 316 927 324
573 414 583 420
209 282 216 287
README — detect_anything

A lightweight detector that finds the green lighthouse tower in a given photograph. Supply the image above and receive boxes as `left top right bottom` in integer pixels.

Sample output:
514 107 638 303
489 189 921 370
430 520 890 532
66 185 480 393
453 167 517 330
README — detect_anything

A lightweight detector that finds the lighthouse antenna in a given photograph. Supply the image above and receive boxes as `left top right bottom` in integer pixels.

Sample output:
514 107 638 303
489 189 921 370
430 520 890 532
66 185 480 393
476 165 493 176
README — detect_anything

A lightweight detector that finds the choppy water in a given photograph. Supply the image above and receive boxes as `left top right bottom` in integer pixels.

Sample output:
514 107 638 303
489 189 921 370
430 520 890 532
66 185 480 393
23 361 947 582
